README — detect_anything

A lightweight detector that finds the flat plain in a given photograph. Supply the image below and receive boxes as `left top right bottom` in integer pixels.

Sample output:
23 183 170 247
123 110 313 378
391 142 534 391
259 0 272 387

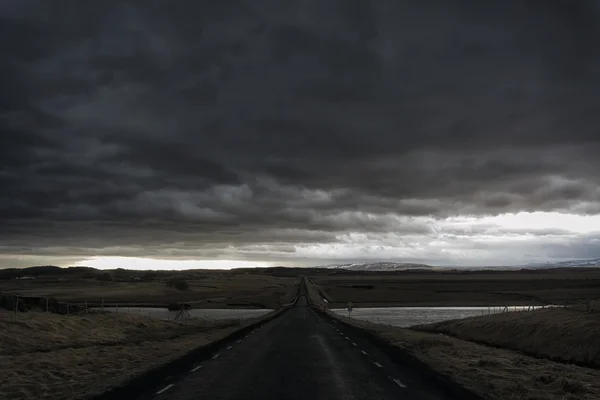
308 267 600 307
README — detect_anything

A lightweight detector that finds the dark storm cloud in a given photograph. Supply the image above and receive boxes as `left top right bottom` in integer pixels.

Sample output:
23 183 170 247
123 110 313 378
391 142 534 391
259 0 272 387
1 0 600 263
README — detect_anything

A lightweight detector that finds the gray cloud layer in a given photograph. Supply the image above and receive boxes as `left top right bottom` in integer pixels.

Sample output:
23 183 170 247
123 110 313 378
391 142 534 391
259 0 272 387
2 1 600 266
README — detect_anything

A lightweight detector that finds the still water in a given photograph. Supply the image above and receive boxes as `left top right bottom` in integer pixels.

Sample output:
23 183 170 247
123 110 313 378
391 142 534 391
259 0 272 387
100 307 272 320
331 306 531 327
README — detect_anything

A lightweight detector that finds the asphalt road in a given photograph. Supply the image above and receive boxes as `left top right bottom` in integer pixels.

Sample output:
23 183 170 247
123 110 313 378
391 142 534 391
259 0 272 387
140 295 458 400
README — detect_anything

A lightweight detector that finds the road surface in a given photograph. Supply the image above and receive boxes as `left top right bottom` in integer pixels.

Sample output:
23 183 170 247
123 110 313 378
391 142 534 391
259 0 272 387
138 295 458 400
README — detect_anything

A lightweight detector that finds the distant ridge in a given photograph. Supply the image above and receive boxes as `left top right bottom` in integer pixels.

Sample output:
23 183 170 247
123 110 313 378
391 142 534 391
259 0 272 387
318 261 433 271
523 258 600 268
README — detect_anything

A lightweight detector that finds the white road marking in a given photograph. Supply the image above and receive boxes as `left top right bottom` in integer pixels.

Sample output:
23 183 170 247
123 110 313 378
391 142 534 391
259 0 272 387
190 365 202 372
373 361 383 368
392 378 408 388
352 342 357 346
236 340 242 343
339 332 344 336
344 336 350 340
361 350 369 356
156 384 175 395
245 335 249 338
227 346 233 350
212 354 220 359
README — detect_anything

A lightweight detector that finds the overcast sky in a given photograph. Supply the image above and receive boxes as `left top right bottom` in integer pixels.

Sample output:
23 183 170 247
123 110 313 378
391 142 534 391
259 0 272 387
2 1 600 269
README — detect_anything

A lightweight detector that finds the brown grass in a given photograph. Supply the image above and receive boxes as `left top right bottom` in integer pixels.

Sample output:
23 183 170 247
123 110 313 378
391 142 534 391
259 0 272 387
333 314 600 400
0 310 257 400
2 273 297 309
414 308 600 368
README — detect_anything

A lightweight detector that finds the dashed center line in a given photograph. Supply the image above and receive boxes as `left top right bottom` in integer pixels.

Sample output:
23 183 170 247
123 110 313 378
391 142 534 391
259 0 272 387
190 365 202 372
373 361 383 368
352 342 357 346
361 350 369 356
156 384 175 395
212 354 220 359
226 346 233 350
236 340 242 343
392 378 408 388
344 336 350 340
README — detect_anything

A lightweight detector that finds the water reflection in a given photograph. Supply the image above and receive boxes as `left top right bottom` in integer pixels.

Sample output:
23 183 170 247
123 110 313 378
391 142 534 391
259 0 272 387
331 306 535 327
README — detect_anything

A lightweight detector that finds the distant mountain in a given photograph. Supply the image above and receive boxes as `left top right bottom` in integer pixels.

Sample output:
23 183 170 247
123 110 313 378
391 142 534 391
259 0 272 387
524 258 600 268
320 262 434 271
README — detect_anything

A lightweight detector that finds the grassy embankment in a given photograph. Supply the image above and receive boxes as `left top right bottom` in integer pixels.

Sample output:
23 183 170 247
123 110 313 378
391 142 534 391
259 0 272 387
307 278 600 400
414 307 600 369
0 309 275 400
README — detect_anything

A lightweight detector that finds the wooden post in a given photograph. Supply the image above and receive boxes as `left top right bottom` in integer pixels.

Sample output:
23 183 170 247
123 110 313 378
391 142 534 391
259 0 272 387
116 304 119 313
15 297 19 317
101 298 104 312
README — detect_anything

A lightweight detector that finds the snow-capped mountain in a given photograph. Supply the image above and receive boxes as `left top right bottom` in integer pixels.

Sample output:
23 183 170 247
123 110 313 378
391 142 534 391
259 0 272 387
524 258 600 268
319 262 433 271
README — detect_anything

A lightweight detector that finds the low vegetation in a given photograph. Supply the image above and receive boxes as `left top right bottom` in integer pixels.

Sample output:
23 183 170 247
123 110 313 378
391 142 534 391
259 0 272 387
414 307 600 368
165 278 189 290
0 310 255 400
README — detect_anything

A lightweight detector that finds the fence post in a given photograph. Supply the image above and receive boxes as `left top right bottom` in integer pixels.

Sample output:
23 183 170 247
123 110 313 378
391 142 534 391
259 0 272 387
101 298 104 312
15 297 19 317
116 304 119 313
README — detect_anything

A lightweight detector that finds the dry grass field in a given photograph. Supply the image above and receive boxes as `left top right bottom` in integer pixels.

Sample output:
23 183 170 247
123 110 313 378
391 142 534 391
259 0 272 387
1 268 298 309
309 268 600 307
414 307 600 369
0 310 267 400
